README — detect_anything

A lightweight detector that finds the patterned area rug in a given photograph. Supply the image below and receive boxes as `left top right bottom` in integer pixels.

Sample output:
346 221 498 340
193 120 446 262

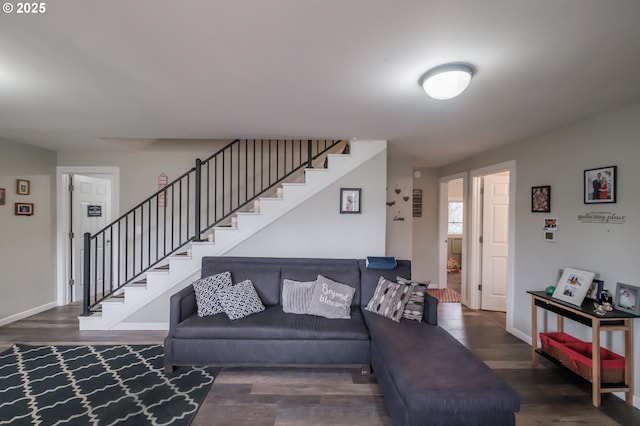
427 288 461 303
0 344 217 426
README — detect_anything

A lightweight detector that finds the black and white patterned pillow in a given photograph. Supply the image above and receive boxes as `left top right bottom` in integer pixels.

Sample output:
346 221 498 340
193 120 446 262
192 272 232 317
365 276 413 322
397 276 430 322
216 279 265 320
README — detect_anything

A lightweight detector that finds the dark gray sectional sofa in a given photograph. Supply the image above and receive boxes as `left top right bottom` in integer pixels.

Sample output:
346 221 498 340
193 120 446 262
164 256 520 425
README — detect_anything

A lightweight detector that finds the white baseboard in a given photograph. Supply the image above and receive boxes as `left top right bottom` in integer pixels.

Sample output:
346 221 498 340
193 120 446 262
0 301 57 327
110 322 169 331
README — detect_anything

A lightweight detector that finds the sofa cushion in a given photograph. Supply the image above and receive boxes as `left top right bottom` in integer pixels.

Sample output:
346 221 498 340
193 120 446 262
192 271 232 317
365 277 413 322
216 279 265 320
364 311 520 415
172 305 370 340
397 276 429 322
307 275 356 319
281 279 316 314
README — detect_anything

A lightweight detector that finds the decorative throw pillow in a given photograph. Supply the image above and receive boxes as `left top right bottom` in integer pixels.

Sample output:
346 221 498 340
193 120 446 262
365 276 413 322
397 276 430 322
192 271 232 317
282 279 316 314
216 279 265 320
306 275 355 319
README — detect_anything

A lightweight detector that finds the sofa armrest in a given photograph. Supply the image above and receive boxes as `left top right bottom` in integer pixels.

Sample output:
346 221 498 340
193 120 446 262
169 285 197 329
423 292 438 325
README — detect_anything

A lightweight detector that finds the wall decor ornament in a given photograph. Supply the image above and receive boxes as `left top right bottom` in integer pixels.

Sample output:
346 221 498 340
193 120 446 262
552 267 596 306
531 185 550 212
15 202 34 216
16 179 30 195
339 188 361 214
0 188 5 205
584 165 616 204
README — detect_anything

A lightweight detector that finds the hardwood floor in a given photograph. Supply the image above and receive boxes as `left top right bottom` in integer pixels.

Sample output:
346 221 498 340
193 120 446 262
2 303 639 425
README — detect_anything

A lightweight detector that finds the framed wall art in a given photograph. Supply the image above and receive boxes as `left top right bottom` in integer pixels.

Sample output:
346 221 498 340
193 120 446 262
16 179 30 195
531 185 550 212
0 188 5 205
614 282 640 315
584 165 616 204
15 202 34 216
552 267 596 306
340 188 361 214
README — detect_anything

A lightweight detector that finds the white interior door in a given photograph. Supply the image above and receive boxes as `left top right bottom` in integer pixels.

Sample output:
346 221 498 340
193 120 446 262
481 173 509 311
72 175 112 302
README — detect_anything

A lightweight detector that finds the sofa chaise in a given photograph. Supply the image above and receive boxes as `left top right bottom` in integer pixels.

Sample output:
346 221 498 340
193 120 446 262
163 256 520 425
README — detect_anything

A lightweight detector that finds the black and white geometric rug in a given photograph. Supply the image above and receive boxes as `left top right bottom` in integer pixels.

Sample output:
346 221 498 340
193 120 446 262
0 344 218 425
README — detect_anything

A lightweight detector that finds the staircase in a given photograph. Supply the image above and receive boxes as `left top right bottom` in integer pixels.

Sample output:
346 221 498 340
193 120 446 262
79 139 386 330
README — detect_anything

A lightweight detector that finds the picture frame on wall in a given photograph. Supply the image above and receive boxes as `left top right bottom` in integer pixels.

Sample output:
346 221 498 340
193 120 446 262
585 279 604 302
584 165 616 204
16 179 30 195
15 202 34 216
0 188 5 205
552 267 596 306
340 188 361 214
531 185 551 212
614 282 640 315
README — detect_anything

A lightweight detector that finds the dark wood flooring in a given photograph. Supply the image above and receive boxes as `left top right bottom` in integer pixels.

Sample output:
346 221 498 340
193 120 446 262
1 303 639 425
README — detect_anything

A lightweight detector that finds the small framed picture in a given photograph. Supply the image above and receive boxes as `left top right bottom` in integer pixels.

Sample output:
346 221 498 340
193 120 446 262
614 282 640 315
531 185 551 212
584 166 616 204
552 267 596 306
15 202 34 216
585 279 604 302
0 188 5 205
340 188 361 214
16 179 30 195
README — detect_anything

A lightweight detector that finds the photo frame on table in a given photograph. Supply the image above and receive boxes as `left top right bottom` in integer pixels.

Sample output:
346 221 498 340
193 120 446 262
0 188 5 205
552 267 596 306
585 279 604 302
16 179 30 195
614 282 640 315
340 188 361 214
15 202 34 216
531 185 551 212
584 165 616 204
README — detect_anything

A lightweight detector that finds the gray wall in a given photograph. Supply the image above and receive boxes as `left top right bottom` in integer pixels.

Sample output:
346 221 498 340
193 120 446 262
411 167 440 284
0 139 57 323
439 101 640 404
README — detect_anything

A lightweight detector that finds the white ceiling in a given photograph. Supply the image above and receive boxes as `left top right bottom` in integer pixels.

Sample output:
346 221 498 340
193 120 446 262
2 1 640 167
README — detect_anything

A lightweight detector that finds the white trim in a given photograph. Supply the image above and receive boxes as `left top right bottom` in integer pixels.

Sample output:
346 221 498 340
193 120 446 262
56 167 120 307
110 322 169 330
0 302 57 327
469 160 516 331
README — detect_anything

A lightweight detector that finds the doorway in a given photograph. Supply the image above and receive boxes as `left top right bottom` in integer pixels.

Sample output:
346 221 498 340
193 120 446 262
56 167 119 306
438 173 467 302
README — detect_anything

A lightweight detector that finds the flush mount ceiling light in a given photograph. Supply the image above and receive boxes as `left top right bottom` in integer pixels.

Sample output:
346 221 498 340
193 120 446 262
419 63 474 100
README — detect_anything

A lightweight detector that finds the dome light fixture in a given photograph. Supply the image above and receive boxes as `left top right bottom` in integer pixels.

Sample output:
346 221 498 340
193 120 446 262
419 63 474 100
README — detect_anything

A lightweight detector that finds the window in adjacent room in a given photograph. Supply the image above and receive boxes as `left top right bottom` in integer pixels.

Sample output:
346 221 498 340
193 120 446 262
448 202 463 235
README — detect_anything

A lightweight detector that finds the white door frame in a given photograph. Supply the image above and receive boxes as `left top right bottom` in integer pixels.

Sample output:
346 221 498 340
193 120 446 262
469 160 516 332
56 167 119 306
438 172 468 301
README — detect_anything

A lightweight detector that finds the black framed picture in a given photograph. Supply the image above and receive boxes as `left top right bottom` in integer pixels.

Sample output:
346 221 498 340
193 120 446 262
531 186 550 212
584 166 616 204
340 188 361 214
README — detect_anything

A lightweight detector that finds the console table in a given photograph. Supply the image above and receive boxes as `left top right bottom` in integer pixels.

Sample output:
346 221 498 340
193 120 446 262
528 290 638 407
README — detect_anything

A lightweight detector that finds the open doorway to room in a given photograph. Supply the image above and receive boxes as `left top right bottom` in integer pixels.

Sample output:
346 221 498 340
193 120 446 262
438 173 467 303
56 167 119 307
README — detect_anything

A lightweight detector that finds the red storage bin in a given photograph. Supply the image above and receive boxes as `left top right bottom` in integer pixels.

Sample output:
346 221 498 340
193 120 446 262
539 332 584 365
561 342 625 384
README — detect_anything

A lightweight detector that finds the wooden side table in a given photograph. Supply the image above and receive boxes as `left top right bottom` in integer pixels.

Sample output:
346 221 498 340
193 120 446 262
528 290 637 407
